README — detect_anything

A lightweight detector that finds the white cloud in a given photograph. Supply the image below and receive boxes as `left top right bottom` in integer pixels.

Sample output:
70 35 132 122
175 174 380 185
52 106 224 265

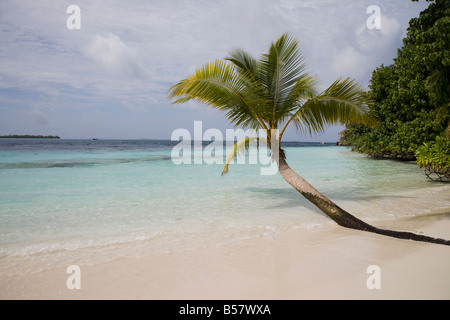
331 14 402 85
84 33 145 78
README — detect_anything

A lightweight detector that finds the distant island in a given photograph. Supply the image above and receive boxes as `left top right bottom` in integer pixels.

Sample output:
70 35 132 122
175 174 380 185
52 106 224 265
0 135 60 139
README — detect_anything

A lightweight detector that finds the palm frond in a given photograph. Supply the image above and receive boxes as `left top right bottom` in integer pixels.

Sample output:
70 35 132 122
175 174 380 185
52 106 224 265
168 60 269 131
225 49 258 78
222 136 268 175
279 73 318 117
258 33 308 126
281 78 375 139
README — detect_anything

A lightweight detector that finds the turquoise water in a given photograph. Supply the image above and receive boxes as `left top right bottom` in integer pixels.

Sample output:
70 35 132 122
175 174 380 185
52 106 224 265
0 139 448 275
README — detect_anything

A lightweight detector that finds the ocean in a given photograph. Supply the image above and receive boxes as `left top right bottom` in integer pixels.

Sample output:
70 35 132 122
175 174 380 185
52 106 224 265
0 138 448 276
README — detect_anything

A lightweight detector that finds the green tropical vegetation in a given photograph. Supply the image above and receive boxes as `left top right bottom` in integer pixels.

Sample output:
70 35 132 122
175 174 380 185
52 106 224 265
169 33 450 245
340 0 450 181
415 136 450 181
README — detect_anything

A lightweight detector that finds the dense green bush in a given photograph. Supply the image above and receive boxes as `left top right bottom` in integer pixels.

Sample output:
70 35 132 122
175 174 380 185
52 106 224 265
415 136 450 181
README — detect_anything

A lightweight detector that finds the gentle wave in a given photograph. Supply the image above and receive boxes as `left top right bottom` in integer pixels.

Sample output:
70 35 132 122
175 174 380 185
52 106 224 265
0 222 328 276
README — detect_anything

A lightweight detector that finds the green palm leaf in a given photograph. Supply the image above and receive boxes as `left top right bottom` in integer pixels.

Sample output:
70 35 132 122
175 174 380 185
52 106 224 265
221 136 268 175
280 78 375 139
225 49 258 79
258 34 308 127
168 60 269 131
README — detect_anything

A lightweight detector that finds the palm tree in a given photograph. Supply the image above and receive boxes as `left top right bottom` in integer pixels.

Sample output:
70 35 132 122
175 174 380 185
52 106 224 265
168 33 449 246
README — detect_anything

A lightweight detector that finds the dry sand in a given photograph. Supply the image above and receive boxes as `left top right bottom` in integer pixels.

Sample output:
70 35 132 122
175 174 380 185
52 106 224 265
1 213 450 300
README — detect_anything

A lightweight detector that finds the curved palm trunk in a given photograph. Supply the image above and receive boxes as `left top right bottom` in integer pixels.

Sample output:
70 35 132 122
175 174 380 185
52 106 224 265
277 151 450 246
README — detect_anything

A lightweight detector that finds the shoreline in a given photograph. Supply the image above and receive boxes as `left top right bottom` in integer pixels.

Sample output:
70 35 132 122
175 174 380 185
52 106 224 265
1 212 449 300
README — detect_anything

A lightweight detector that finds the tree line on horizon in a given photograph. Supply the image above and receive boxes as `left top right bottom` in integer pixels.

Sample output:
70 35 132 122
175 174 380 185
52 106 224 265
340 0 449 182
0 135 61 139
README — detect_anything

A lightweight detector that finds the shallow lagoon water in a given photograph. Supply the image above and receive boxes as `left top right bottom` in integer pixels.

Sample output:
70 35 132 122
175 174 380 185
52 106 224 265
0 139 448 275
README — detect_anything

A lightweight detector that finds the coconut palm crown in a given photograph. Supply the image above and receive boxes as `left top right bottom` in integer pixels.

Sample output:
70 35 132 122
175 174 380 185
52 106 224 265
169 33 374 171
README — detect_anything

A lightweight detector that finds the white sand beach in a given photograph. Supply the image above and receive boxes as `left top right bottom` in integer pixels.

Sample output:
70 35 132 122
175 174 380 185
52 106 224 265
1 213 449 300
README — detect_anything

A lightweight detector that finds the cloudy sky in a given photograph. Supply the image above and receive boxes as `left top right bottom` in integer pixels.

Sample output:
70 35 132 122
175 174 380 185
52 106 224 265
0 0 430 141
